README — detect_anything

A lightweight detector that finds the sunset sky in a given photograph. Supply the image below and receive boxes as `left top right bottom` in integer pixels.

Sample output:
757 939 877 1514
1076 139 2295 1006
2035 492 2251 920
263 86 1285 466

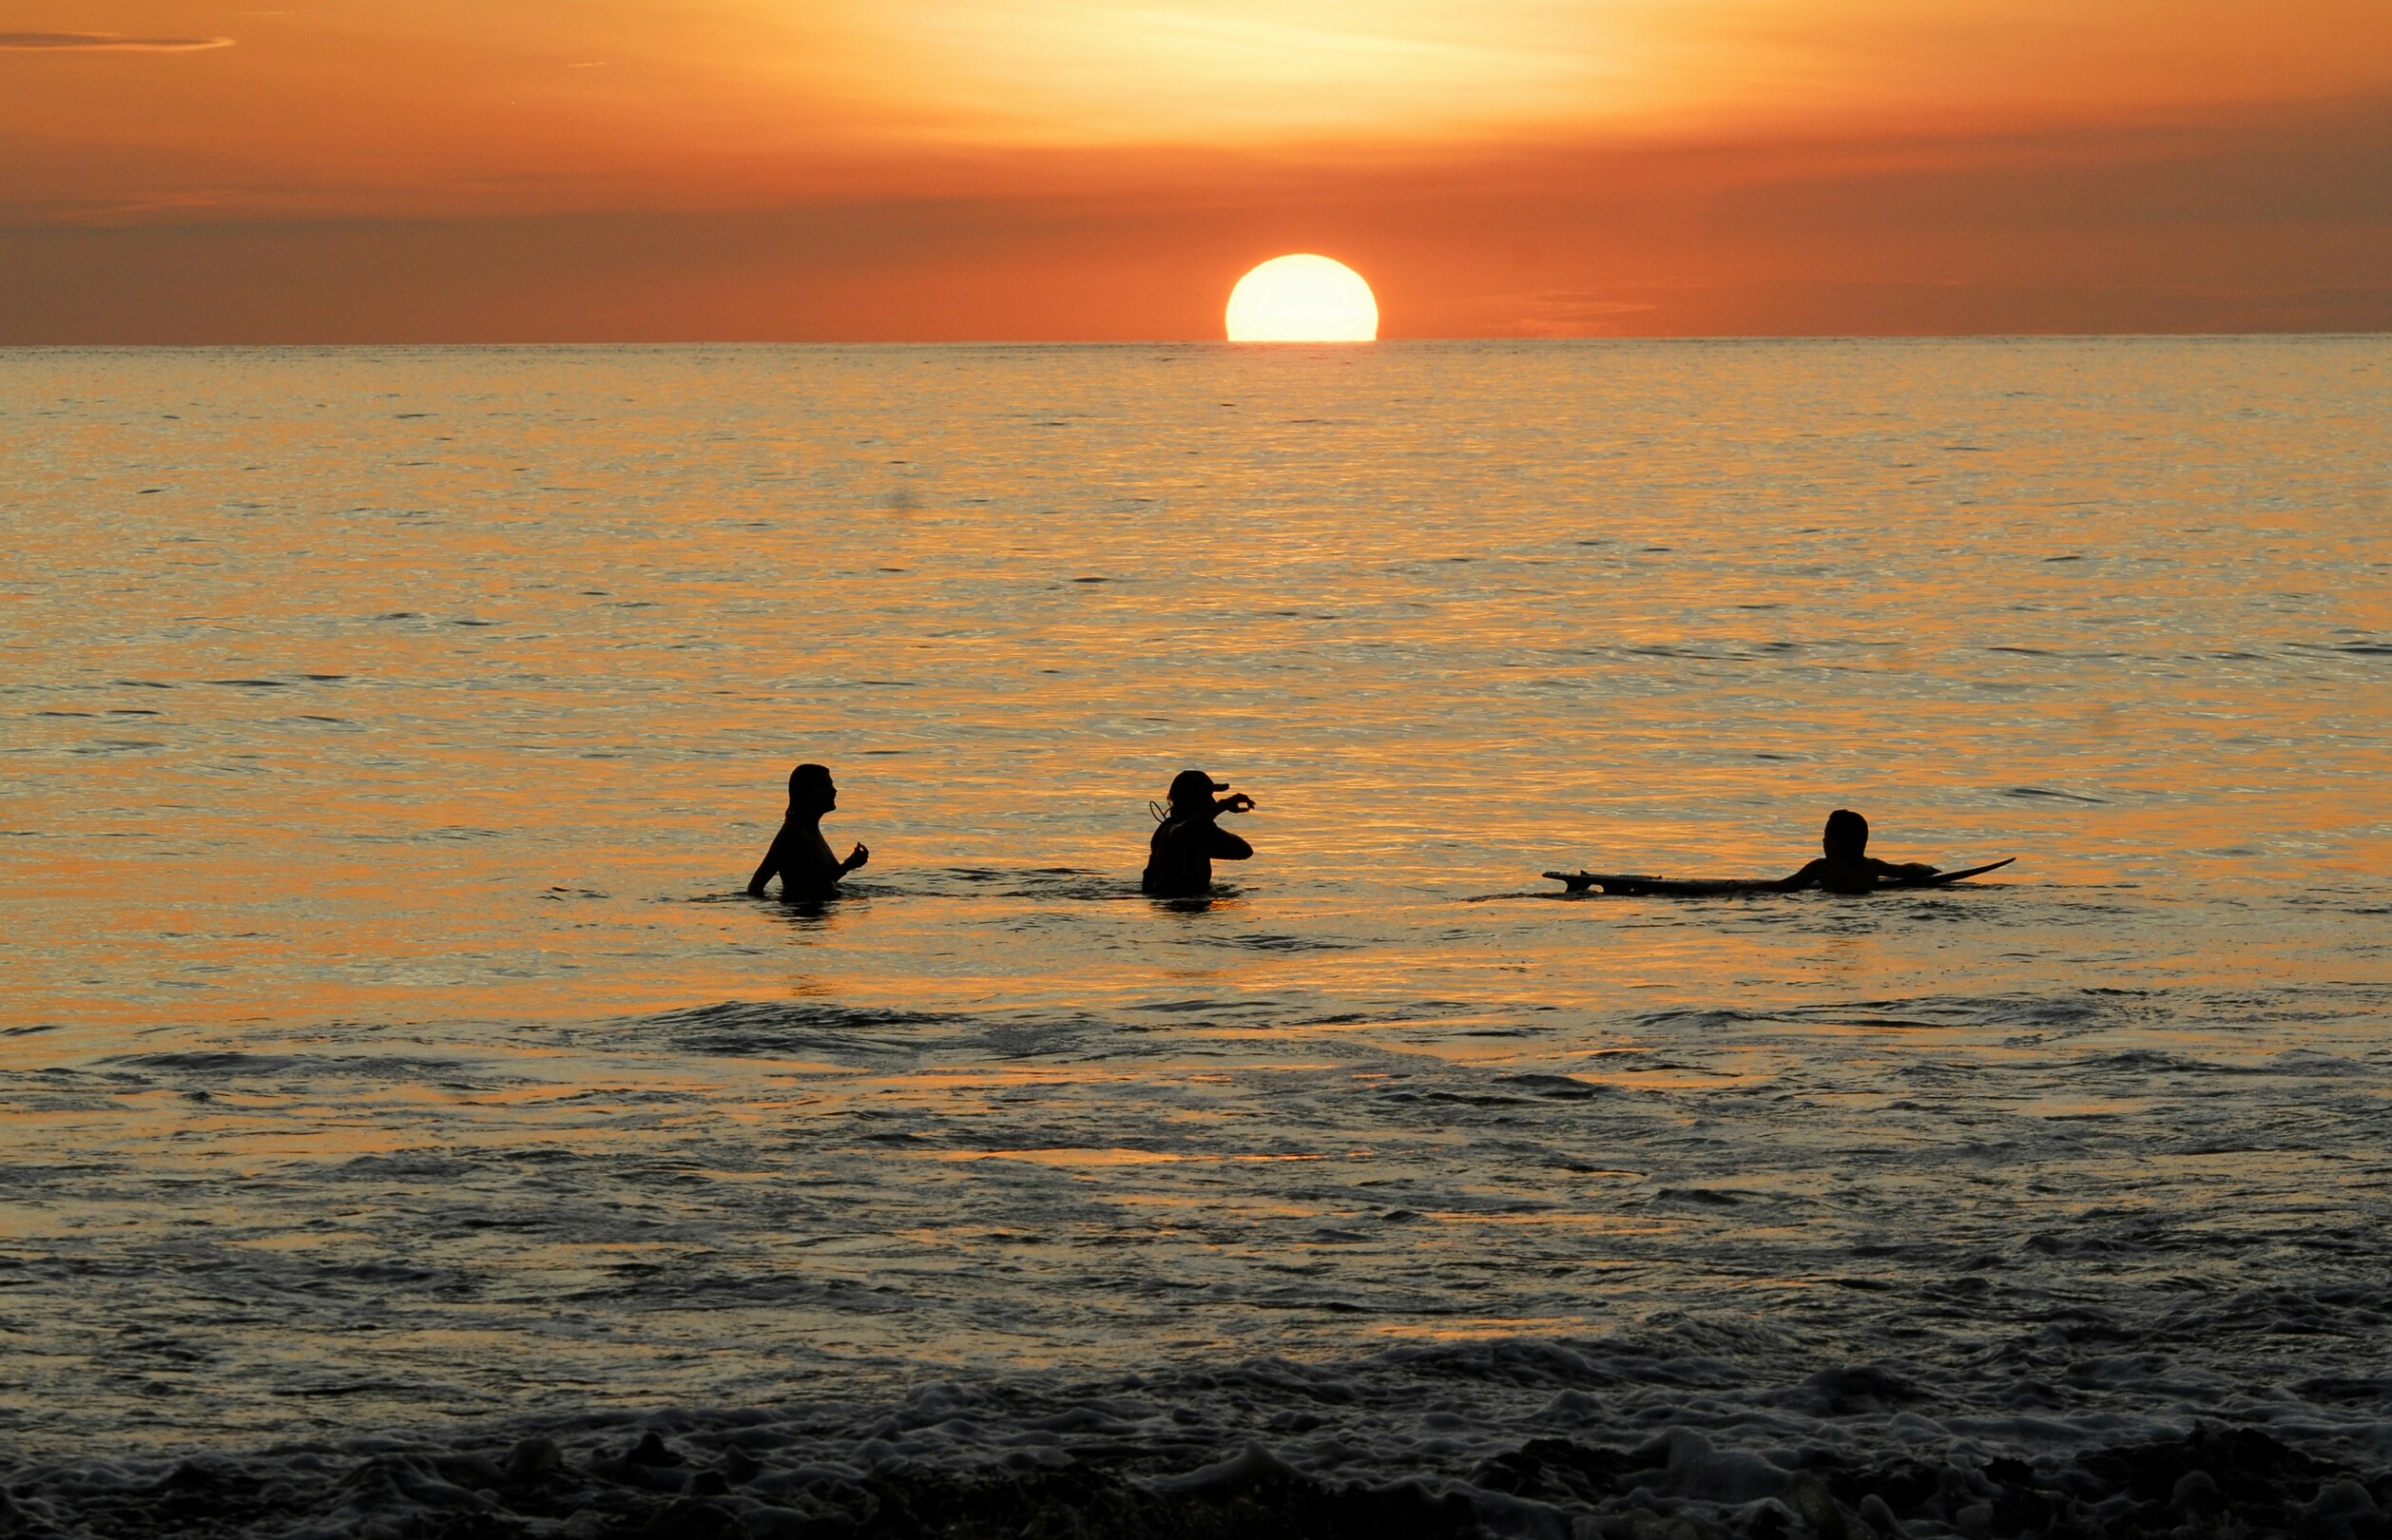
4 0 2389 340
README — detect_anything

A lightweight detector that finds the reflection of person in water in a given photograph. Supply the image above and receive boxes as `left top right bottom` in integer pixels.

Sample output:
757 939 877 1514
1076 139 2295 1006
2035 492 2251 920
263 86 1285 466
1777 809 1938 894
1141 769 1254 897
748 763 869 901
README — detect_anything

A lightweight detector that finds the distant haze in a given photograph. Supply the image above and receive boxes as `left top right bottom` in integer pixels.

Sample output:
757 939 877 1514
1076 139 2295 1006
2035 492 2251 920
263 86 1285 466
2 0 2387 340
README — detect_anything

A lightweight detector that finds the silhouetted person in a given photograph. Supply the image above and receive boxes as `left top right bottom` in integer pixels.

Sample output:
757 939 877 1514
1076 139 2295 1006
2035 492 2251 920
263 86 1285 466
1777 809 1938 895
1142 769 1254 897
748 763 869 901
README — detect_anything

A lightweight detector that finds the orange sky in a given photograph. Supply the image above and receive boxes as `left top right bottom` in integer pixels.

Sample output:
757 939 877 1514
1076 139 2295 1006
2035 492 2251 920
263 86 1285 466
3 0 2388 339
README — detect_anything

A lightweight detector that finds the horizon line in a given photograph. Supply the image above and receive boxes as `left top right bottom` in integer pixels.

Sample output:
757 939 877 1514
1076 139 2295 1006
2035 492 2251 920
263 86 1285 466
5 331 2388 352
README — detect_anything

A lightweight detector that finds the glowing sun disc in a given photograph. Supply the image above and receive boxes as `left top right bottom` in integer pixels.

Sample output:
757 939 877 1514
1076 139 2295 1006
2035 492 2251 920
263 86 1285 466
1225 254 1378 342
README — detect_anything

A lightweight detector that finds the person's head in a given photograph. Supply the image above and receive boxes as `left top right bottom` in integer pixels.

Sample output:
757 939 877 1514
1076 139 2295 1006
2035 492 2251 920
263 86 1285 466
1167 768 1227 813
788 762 837 816
1823 808 1869 858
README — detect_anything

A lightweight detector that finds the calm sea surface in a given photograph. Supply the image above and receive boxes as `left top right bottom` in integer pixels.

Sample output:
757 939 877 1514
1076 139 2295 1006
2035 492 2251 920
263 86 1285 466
2 340 2387 1526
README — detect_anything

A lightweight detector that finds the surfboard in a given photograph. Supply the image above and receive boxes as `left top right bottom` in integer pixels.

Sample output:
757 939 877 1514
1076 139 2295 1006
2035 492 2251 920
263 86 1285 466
1895 857 2016 887
1542 857 2015 896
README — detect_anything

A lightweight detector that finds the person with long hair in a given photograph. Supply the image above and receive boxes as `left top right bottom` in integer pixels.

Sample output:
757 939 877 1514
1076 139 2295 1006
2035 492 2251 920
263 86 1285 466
748 762 870 900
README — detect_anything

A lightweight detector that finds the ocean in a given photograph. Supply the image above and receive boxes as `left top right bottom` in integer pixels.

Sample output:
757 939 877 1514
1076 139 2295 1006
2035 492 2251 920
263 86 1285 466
3 337 2387 1535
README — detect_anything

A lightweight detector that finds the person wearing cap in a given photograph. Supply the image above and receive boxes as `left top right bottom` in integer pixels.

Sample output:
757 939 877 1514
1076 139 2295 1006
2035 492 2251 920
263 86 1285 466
748 762 870 901
1141 769 1256 898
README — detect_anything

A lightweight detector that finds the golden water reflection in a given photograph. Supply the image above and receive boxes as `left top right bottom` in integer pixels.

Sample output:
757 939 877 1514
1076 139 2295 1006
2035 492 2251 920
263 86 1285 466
0 340 2386 1450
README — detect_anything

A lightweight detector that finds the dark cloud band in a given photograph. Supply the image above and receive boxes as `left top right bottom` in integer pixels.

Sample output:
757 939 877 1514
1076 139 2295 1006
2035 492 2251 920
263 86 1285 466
0 31 233 51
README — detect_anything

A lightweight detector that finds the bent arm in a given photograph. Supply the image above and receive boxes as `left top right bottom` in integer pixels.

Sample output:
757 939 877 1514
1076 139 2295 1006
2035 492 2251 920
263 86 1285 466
1775 858 1824 892
1206 824 1253 861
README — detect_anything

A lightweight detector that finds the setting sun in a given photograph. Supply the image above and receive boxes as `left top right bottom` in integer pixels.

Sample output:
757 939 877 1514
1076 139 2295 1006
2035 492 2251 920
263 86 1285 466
1225 255 1379 342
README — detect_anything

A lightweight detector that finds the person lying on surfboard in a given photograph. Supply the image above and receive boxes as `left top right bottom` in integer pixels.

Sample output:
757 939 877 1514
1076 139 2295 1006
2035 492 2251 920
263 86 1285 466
1543 809 2013 895
1774 808 1937 895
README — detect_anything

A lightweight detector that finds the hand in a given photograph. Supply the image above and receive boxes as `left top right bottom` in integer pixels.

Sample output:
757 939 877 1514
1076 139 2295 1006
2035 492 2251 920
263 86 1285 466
1895 862 1939 880
844 843 870 873
1218 793 1256 815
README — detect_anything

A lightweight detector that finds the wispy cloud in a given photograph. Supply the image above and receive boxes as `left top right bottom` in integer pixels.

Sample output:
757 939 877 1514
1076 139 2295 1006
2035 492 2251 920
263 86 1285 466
0 31 233 51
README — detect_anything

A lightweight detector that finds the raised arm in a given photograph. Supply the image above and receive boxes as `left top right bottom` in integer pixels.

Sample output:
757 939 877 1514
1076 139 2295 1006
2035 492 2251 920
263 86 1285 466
1203 793 1253 860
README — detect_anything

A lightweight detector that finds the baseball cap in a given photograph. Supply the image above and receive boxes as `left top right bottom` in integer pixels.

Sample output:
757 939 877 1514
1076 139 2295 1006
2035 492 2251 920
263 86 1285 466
1168 769 1229 803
